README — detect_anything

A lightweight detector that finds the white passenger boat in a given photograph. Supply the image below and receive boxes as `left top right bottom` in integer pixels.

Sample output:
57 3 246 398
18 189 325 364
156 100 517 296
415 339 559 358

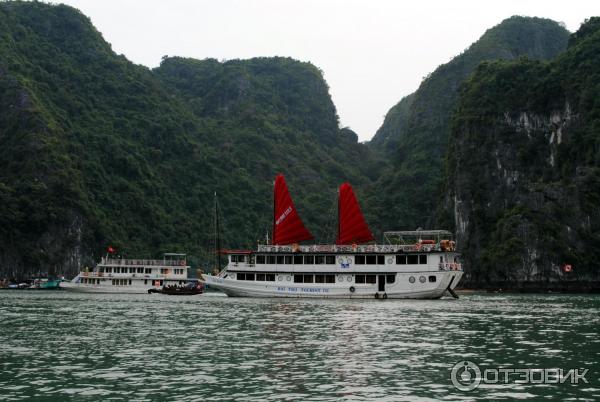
201 175 463 299
62 253 197 294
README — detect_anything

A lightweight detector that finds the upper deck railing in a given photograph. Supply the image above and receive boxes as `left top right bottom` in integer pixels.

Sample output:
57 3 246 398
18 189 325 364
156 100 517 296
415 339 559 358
99 257 188 267
256 243 450 254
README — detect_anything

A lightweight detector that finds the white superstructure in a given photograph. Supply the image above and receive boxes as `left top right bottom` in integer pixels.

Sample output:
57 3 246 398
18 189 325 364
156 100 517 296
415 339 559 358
62 253 194 294
202 230 463 299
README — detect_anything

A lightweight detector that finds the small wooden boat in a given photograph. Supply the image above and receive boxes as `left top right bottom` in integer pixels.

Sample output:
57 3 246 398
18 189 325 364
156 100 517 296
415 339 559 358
148 282 203 295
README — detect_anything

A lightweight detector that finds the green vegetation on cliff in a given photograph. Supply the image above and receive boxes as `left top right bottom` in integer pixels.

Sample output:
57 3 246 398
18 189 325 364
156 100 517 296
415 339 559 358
0 2 375 276
446 17 600 286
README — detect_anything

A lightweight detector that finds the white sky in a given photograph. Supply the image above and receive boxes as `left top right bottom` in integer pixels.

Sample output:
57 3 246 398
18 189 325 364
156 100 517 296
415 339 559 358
50 0 597 141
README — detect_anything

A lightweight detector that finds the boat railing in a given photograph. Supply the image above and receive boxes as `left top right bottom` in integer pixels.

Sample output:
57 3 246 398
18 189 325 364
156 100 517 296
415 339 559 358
100 258 187 267
439 262 462 271
256 244 445 253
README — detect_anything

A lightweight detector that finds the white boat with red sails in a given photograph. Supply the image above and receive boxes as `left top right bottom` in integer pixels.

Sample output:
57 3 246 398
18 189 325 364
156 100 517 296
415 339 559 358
200 175 463 299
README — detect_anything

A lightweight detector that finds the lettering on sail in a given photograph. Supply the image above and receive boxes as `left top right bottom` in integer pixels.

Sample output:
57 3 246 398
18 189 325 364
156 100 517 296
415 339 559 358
275 206 293 225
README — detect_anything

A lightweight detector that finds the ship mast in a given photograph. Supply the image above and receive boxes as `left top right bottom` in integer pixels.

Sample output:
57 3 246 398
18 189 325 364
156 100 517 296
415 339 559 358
214 192 222 272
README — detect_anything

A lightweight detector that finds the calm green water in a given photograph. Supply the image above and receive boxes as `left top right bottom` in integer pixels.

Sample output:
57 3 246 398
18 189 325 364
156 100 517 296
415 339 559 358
0 291 598 401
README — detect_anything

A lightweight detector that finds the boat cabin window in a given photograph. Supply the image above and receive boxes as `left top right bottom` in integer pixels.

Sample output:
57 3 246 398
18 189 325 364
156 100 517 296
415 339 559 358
377 255 385 265
387 274 396 284
105 267 112 273
294 255 303 264
326 275 335 283
294 275 303 283
304 255 314 264
285 255 293 264
355 255 365 265
256 255 266 264
325 256 335 265
315 256 325 265
231 255 246 263
407 255 419 265
366 255 376 265
355 275 365 284
315 274 325 283
114 267 120 273
267 255 276 264
303 275 314 283
429 276 436 282
129 268 135 273
419 255 427 264
265 274 275 281
257 273 265 281
396 255 406 264
145 268 151 274
237 273 255 281
137 268 143 273
276 255 284 264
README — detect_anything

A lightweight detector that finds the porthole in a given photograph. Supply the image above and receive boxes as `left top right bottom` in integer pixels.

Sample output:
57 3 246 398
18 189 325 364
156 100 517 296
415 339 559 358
338 275 343 282
278 275 283 281
419 276 426 283
286 276 291 282
347 276 352 282
387 258 393 264
230 273 235 280
409 276 415 283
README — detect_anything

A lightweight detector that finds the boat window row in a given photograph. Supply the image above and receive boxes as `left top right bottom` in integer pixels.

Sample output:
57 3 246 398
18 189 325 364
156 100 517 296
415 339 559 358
294 274 336 284
396 255 427 265
255 255 337 265
102 267 153 274
236 273 276 281
354 274 396 284
112 279 132 286
81 278 100 284
353 254 427 265
160 268 186 275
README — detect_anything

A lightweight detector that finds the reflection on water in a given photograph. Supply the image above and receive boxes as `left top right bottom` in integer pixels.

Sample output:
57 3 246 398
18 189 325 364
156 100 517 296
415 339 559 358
0 291 598 401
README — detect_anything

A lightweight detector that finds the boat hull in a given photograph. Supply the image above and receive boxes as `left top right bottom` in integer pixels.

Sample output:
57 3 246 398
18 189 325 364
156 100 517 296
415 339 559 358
201 271 463 299
61 281 159 294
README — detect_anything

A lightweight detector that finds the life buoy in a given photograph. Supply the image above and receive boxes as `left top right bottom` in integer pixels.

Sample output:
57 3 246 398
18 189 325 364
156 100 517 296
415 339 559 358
562 264 573 273
415 243 422 251
179 260 185 266
349 286 355 293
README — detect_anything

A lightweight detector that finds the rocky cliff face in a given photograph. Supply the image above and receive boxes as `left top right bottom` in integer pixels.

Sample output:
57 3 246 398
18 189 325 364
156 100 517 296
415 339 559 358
446 18 600 289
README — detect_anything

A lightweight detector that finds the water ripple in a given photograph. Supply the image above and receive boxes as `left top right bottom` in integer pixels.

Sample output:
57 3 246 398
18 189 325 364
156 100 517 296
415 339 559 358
0 292 598 401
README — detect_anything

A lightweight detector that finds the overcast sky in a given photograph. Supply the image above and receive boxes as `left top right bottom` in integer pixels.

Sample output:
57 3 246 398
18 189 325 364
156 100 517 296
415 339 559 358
51 0 596 141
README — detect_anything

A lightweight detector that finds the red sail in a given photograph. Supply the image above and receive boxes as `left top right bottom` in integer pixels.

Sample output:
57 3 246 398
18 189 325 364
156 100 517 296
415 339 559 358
336 183 374 245
272 174 314 245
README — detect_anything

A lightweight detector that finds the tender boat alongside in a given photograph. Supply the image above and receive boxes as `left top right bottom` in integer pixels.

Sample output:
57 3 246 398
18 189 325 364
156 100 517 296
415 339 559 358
62 253 198 294
201 175 463 299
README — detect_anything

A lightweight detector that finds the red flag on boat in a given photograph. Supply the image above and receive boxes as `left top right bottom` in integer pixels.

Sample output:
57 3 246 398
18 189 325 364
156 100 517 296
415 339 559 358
272 174 314 245
336 183 374 245
107 246 115 254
